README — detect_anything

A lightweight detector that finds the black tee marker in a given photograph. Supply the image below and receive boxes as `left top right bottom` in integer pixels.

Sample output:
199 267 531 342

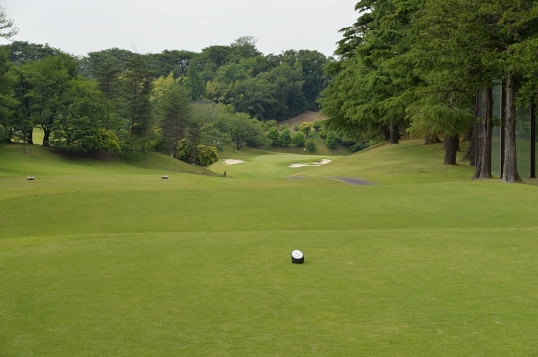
291 250 304 264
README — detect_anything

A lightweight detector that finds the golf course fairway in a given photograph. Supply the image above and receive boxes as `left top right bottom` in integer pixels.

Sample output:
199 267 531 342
1 141 537 356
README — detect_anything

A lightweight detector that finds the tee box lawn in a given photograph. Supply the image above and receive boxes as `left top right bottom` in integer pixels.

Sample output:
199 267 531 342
1 141 538 356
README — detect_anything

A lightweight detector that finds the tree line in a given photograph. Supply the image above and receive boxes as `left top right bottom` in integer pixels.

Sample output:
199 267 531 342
319 0 538 182
0 9 332 165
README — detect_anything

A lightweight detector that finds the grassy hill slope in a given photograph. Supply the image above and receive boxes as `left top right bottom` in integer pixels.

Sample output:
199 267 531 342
278 111 326 128
294 139 476 184
0 144 217 177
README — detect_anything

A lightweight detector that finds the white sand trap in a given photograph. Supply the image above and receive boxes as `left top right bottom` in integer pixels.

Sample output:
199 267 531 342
288 159 332 168
224 159 245 165
289 163 309 168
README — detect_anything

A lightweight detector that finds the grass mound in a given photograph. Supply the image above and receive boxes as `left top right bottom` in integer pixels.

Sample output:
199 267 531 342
0 144 218 177
123 151 219 176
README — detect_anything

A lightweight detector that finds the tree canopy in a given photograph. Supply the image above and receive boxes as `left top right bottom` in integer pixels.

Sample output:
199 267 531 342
319 0 538 179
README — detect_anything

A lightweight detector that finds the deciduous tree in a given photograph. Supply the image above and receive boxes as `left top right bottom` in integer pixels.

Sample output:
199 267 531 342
0 7 18 40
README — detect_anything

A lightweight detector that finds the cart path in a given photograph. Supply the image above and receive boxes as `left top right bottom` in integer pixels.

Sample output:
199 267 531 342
331 177 373 186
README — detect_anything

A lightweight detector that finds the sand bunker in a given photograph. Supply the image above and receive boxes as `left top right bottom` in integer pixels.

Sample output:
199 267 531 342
288 159 332 168
223 159 245 165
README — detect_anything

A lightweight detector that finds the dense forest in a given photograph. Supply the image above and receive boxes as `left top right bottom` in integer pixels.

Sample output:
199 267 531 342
319 0 538 182
0 11 338 166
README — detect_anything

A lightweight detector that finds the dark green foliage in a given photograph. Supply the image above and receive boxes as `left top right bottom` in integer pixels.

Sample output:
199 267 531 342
184 64 205 100
278 127 292 146
0 48 16 142
1 41 59 64
145 50 196 78
281 50 331 110
80 48 134 75
259 63 307 120
155 82 191 158
312 120 322 132
299 122 313 137
178 140 219 166
0 36 330 163
261 119 277 130
320 0 425 144
267 126 280 145
86 52 122 131
228 36 261 63
199 45 232 67
24 53 79 146
306 139 316 152
325 131 339 149
121 55 153 137
195 145 219 167
181 119 204 164
292 131 305 147
229 113 267 150
49 79 103 152
190 102 232 151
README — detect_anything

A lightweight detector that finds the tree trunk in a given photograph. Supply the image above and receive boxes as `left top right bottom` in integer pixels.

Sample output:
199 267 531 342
27 130 34 145
382 125 390 141
42 128 51 146
473 86 493 179
444 135 459 165
461 125 476 165
130 84 138 137
502 73 522 183
389 120 399 144
425 134 441 145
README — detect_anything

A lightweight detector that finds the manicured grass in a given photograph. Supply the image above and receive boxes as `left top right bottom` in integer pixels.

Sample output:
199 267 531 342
1 142 538 356
211 147 341 180
297 139 479 184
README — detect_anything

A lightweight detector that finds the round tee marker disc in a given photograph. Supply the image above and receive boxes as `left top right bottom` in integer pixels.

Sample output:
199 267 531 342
291 250 304 264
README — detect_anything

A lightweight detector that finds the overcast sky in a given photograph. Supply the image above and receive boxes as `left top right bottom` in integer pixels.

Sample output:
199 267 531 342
1 0 359 57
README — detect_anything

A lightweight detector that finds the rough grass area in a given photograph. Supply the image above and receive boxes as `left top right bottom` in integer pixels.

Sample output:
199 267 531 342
277 110 326 129
1 141 538 356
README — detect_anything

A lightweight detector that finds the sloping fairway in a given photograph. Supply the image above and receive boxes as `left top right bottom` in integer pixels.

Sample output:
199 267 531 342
1 142 538 356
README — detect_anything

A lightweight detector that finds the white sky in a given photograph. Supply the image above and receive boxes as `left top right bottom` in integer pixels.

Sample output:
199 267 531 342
1 0 359 57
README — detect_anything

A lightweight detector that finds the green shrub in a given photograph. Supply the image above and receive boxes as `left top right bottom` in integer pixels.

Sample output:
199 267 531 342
306 139 316 152
267 127 280 145
325 131 339 149
196 145 219 167
177 140 219 167
279 127 292 146
299 122 313 137
292 132 306 147
312 120 322 132
262 119 277 130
